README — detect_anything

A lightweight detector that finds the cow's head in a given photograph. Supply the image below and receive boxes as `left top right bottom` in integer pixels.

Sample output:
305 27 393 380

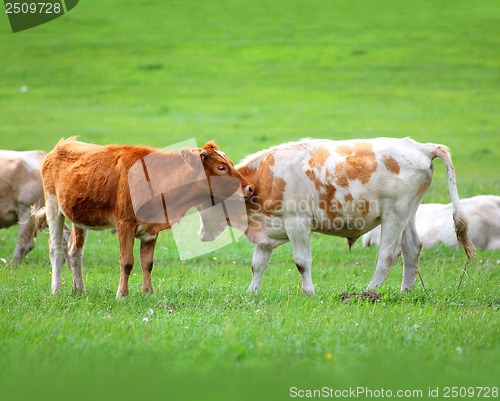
180 141 253 200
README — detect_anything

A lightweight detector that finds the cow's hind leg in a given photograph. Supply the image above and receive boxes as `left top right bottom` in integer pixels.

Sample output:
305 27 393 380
68 225 88 293
62 223 71 265
287 218 314 295
46 193 65 294
367 213 406 290
247 244 273 294
401 214 422 292
116 223 135 299
140 237 157 294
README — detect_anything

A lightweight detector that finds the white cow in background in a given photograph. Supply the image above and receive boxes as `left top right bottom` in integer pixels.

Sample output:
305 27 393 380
0 150 46 265
363 195 500 250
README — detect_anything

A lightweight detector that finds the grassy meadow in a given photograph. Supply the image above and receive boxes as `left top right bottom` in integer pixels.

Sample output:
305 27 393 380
1 1 499 400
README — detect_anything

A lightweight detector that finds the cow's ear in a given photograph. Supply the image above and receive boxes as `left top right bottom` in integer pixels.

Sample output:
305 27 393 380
203 141 218 151
200 149 208 160
180 148 200 170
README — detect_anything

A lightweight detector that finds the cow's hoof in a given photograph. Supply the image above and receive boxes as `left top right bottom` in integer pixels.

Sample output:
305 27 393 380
51 285 62 295
246 286 260 294
72 287 85 296
366 282 382 291
302 288 315 296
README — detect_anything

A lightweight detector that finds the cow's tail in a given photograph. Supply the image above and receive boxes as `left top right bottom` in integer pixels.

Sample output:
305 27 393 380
431 145 476 260
30 205 71 264
31 205 48 236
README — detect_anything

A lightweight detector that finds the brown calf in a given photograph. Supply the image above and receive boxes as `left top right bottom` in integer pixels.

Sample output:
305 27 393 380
40 138 252 298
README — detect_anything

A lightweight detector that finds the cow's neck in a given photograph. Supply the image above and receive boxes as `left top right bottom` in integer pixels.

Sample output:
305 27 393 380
162 187 212 226
133 152 211 229
152 157 211 225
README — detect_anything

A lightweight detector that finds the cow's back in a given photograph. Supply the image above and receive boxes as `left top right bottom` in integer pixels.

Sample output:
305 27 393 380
239 138 434 239
42 138 154 227
42 139 102 195
241 138 434 199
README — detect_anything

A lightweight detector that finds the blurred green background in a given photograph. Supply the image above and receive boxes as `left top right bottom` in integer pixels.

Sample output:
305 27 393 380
1 1 499 400
2 1 499 198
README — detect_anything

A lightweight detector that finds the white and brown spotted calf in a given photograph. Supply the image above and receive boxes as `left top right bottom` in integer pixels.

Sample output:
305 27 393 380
363 195 500 251
0 150 46 265
199 138 475 294
38 137 253 298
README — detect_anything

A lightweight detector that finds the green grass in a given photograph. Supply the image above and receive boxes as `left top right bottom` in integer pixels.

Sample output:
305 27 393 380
1 0 499 400
1 231 499 400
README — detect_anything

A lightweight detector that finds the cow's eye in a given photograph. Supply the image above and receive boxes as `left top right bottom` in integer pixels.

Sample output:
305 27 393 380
217 165 228 172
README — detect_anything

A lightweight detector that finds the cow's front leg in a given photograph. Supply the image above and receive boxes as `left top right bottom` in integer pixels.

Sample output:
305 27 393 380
247 244 273 293
140 237 157 294
286 217 314 295
116 223 135 299
46 194 65 294
10 206 36 265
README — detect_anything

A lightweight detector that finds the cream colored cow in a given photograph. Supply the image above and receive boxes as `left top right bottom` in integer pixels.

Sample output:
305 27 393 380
0 150 46 265
363 195 500 251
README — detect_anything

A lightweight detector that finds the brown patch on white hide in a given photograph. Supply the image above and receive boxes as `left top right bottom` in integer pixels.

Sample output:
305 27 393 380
335 143 378 187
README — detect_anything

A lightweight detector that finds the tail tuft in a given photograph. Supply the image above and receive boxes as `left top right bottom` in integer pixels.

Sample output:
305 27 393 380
31 205 48 236
453 211 476 260
432 145 476 261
